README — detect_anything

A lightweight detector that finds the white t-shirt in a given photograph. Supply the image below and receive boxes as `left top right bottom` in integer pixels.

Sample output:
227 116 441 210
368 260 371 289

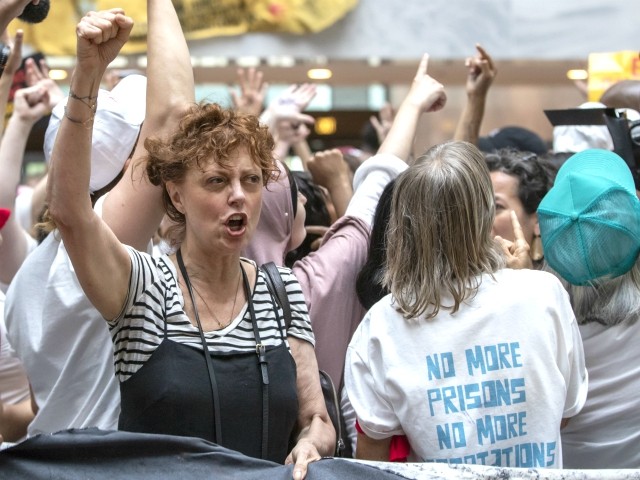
4 233 120 436
0 291 30 404
345 268 588 468
562 318 640 468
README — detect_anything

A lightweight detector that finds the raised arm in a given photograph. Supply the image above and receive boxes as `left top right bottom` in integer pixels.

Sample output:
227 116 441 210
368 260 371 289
24 58 64 230
307 149 353 219
230 67 268 117
343 53 447 227
369 102 394 147
378 53 446 160
46 9 133 319
0 29 24 138
0 84 48 284
24 56 64 111
453 44 496 144
101 0 195 251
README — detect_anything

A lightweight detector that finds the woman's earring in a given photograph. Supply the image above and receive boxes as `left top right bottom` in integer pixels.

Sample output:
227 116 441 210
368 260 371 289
531 234 544 262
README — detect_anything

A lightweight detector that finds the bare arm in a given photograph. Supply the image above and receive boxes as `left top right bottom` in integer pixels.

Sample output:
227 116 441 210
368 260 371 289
46 9 133 320
378 53 446 161
0 85 48 283
453 44 496 144
355 431 392 461
0 29 25 138
291 126 314 172
0 398 33 442
286 337 335 480
101 0 195 251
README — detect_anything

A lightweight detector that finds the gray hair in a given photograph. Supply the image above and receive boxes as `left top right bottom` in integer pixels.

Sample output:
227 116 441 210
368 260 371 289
544 260 640 326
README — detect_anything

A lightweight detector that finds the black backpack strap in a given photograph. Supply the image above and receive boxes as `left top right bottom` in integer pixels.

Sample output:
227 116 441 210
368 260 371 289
261 262 292 330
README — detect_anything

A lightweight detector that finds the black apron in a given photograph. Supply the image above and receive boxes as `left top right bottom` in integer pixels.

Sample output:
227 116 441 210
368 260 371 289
119 259 298 463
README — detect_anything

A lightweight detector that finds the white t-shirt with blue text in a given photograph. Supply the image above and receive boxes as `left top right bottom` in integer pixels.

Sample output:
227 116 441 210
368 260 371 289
345 268 588 468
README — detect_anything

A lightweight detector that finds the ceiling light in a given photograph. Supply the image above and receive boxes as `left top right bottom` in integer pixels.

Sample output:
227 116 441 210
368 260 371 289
267 55 295 67
314 116 336 135
566 69 588 81
200 56 229 67
307 68 332 80
236 56 261 67
48 69 68 81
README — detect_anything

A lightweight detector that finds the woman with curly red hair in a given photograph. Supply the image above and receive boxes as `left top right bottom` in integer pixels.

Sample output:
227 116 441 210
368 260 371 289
46 7 334 478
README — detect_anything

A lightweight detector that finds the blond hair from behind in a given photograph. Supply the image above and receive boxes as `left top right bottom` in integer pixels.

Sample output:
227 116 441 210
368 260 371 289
384 141 504 319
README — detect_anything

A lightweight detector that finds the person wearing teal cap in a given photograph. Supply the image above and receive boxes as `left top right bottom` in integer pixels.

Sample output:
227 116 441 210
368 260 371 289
538 149 640 468
538 148 640 286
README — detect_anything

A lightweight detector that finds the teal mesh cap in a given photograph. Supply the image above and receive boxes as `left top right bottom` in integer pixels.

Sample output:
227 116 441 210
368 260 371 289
538 149 640 285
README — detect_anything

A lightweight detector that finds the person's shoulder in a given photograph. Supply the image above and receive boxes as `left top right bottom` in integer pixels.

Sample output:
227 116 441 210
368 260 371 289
496 267 558 282
366 293 400 324
495 268 567 296
129 247 176 279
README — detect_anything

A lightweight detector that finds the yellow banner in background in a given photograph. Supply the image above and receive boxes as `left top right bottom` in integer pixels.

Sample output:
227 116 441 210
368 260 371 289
9 0 359 56
588 50 640 102
8 0 81 56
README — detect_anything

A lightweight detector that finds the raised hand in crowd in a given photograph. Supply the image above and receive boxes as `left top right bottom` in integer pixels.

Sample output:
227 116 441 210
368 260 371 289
464 44 496 99
24 56 64 110
0 84 49 284
230 67 268 116
74 9 132 74
379 52 446 161
261 83 317 138
495 210 533 270
264 84 317 161
307 149 352 220
19 56 64 232
101 0 195 252
453 44 496 144
370 102 394 146
12 83 49 123
0 27 24 78
0 29 24 136
277 83 317 112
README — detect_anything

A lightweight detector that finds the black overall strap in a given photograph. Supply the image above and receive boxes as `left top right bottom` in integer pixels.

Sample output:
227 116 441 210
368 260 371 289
243 265 269 460
261 262 292 329
176 249 223 445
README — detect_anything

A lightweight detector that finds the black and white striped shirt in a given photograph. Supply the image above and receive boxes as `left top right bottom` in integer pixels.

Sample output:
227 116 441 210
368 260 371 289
108 248 314 381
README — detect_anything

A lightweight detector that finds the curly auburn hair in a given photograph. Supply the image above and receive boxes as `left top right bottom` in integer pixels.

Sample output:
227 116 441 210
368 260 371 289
145 102 278 246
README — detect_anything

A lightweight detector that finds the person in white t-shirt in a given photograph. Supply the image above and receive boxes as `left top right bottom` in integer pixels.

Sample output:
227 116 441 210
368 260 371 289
537 149 640 468
345 141 588 467
0 230 32 443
